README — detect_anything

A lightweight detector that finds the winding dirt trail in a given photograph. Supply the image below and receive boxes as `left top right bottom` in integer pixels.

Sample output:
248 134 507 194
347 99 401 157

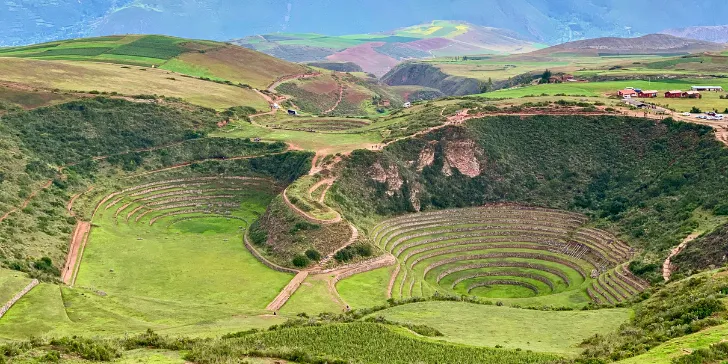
323 78 344 114
0 179 53 224
267 72 322 93
282 186 342 224
663 232 701 281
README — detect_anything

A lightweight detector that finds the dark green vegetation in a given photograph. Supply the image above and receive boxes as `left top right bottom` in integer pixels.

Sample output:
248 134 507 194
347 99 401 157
254 196 352 268
0 322 557 364
334 115 728 282
580 271 728 362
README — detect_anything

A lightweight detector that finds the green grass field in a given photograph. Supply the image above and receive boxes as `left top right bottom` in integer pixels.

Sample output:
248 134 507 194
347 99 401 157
0 268 33 304
374 301 631 356
337 266 394 308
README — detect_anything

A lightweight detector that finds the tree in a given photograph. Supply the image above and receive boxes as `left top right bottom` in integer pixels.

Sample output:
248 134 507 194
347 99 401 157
691 106 703 113
292 254 310 268
540 69 552 84
305 249 321 262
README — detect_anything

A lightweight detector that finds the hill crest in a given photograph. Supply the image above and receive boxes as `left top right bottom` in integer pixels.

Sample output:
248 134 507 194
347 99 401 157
532 34 726 56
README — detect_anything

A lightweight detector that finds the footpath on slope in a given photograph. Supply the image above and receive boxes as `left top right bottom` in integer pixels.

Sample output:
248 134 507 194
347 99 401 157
662 231 701 281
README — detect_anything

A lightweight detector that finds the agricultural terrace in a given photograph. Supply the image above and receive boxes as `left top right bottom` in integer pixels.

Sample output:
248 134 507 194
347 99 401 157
479 79 728 112
372 205 648 307
0 176 299 339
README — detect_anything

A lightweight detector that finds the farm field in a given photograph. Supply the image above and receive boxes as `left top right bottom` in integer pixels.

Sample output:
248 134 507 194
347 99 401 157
479 79 728 112
0 58 268 110
374 301 630 355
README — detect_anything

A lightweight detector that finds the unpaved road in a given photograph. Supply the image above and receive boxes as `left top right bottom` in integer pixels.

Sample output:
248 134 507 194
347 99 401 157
61 221 91 285
663 231 701 281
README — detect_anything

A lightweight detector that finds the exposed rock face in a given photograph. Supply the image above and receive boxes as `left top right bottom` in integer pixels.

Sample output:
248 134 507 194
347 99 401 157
409 182 423 212
417 143 436 171
381 63 483 96
443 140 482 178
370 162 403 196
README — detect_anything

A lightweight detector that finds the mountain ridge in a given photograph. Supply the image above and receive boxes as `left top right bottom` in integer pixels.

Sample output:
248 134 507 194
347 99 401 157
532 34 727 56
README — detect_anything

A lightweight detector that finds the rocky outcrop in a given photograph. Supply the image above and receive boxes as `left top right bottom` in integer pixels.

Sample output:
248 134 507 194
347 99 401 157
382 63 483 96
443 140 482 178
371 162 403 196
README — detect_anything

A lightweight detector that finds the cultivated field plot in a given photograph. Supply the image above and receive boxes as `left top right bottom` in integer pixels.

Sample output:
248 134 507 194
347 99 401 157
0 58 268 110
373 205 647 307
480 79 728 112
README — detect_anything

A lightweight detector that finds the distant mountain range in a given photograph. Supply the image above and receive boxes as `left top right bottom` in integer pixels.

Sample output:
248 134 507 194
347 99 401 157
233 21 543 76
2 0 728 47
533 34 727 56
661 26 728 44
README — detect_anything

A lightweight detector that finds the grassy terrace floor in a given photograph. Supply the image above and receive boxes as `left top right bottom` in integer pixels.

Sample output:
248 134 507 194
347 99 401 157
374 301 631 356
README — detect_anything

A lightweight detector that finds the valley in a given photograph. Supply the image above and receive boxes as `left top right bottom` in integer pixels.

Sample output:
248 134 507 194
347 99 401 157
2 19 728 364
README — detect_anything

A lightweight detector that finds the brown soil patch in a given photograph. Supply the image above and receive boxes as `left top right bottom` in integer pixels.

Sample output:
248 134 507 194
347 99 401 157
177 45 306 89
300 77 339 94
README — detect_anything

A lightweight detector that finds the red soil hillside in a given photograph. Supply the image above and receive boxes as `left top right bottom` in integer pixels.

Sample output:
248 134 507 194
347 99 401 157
175 44 308 89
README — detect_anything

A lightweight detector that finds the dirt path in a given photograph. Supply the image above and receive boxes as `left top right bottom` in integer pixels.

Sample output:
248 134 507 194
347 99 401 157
267 72 321 93
61 221 91 285
323 78 344 114
308 153 321 175
265 271 309 312
386 264 401 299
0 179 53 224
319 224 359 266
66 186 95 217
307 178 335 202
663 231 701 281
281 186 342 224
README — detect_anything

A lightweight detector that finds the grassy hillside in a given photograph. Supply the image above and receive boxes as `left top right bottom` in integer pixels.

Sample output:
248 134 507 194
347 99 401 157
0 35 306 88
333 115 728 281
0 35 309 110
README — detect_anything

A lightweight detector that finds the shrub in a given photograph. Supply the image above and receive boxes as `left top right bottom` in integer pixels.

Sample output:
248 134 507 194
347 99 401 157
690 106 702 113
292 254 310 268
305 249 322 261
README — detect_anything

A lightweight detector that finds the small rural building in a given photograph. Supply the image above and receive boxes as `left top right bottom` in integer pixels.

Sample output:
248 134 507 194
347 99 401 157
638 90 658 98
272 103 280 109
618 89 638 98
403 102 412 108
691 86 723 92
287 109 299 116
549 74 576 83
382 99 391 107
665 90 683 98
685 91 702 99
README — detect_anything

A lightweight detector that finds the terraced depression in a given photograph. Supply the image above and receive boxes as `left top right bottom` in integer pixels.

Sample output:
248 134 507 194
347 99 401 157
373 205 648 306
73 176 293 315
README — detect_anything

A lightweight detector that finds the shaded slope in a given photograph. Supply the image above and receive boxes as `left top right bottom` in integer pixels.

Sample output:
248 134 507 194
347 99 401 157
533 34 727 56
